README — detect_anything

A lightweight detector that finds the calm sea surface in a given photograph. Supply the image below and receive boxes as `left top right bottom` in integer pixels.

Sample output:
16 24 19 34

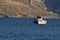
45 0 60 14
0 18 60 40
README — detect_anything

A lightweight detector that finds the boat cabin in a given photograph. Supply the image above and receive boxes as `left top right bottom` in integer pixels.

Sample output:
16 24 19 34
34 16 47 24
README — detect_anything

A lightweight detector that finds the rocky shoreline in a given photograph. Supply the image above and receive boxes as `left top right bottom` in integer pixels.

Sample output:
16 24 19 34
0 0 60 18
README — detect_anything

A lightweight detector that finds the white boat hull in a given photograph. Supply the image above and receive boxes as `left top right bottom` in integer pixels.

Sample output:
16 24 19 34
38 20 47 24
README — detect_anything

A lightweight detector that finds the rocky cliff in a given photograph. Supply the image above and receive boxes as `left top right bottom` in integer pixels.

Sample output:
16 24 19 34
0 0 60 18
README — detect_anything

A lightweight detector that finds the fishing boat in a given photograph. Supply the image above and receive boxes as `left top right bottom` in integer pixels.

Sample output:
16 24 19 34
34 16 47 24
37 17 47 24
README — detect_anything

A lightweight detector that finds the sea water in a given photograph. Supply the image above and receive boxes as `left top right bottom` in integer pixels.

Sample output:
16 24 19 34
44 0 60 14
0 18 60 40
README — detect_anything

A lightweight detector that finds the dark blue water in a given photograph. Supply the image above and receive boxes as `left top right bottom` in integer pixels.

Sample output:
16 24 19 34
45 0 60 14
0 18 60 40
